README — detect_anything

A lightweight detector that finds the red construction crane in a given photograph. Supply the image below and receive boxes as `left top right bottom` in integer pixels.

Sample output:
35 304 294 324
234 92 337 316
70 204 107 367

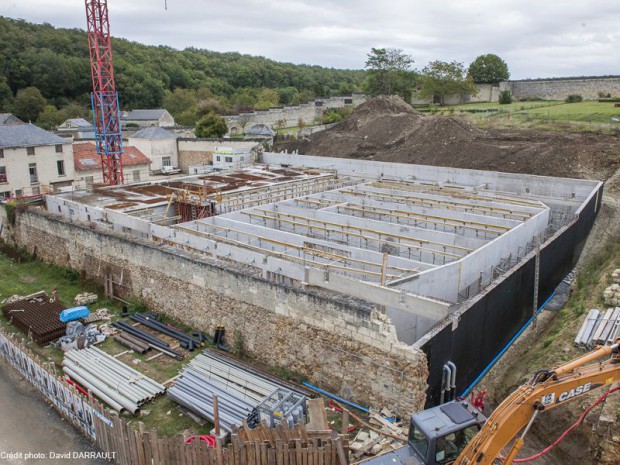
85 0 124 185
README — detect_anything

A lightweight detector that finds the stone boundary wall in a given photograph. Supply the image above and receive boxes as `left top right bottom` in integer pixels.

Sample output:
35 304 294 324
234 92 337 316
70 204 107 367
8 210 428 414
225 95 366 134
500 76 620 101
176 139 263 173
412 77 620 104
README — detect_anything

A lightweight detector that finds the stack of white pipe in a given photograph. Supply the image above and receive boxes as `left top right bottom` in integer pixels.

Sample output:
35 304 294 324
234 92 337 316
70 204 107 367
62 346 165 414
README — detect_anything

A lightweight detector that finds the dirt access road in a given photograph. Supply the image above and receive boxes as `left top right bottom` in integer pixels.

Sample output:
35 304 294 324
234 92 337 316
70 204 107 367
0 358 108 465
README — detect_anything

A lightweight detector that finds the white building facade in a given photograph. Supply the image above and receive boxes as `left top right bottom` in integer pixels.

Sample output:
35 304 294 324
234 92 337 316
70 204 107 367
0 124 74 199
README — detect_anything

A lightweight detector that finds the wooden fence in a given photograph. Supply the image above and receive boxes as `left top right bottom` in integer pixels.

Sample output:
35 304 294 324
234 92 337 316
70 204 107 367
0 329 349 465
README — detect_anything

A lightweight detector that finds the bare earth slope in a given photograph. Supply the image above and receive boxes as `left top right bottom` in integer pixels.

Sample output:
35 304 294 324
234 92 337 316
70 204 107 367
277 95 620 181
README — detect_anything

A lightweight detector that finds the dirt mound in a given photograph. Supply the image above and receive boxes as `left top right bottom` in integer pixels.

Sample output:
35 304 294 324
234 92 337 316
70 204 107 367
277 96 620 181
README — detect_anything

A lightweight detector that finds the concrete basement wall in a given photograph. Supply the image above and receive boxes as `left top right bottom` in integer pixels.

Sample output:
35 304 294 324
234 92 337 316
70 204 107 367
262 153 600 201
8 210 429 414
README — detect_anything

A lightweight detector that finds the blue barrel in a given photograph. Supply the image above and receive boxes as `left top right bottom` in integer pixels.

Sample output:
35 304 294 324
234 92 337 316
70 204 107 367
60 306 90 323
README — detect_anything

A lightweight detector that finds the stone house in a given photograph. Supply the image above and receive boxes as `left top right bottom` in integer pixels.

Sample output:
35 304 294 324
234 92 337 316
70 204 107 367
57 118 96 139
0 123 74 199
121 109 175 128
73 142 151 186
127 127 179 173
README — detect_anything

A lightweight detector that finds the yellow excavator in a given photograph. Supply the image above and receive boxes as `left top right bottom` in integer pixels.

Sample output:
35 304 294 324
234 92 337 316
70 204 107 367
359 340 619 465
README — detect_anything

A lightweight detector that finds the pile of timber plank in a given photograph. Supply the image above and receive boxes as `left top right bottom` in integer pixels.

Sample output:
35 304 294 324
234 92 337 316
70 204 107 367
348 409 407 459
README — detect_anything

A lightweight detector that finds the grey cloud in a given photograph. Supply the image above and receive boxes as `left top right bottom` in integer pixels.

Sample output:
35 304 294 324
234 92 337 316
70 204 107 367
3 0 619 78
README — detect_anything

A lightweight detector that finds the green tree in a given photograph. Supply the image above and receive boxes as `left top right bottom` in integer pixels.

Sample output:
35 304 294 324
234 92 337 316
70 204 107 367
498 89 512 104
417 61 478 105
13 86 46 122
363 48 417 99
255 88 279 110
36 104 63 129
0 75 13 111
59 101 90 121
195 112 227 138
163 88 197 116
468 54 510 83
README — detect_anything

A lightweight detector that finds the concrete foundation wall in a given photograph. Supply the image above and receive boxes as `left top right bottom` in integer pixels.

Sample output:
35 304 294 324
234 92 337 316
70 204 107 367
8 210 429 414
262 153 600 201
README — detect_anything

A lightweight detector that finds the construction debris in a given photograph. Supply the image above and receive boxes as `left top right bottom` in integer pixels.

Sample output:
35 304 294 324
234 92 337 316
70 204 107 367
603 284 620 306
349 429 403 458
73 292 98 306
575 308 620 348
57 321 105 351
1 295 25 305
62 346 165 414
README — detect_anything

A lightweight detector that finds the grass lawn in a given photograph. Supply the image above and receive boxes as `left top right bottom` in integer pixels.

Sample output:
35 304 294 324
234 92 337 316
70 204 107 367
444 100 562 112
511 101 620 123
441 100 619 124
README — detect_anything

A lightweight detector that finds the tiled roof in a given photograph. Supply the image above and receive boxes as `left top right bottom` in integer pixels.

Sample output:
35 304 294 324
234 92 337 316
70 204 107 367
0 124 68 149
62 118 94 128
122 109 168 121
73 142 151 171
129 126 178 140
0 113 23 125
245 124 276 136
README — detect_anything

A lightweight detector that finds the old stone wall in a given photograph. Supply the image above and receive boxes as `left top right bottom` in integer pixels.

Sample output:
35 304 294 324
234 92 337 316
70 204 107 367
177 139 262 173
225 95 366 134
501 76 620 100
10 210 428 414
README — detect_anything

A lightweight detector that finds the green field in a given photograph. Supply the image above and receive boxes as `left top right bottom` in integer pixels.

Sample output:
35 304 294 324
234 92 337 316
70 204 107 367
444 100 562 112
510 101 620 123
447 100 620 122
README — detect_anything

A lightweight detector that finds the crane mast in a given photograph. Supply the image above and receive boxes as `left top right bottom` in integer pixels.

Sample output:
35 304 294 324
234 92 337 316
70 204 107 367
85 0 124 185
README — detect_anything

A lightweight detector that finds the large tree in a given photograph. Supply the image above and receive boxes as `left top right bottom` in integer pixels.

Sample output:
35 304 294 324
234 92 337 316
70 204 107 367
363 48 417 100
13 86 46 122
195 112 228 138
417 61 478 105
468 54 510 83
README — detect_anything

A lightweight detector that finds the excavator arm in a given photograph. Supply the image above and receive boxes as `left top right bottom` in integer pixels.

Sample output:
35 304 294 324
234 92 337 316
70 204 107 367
455 341 620 465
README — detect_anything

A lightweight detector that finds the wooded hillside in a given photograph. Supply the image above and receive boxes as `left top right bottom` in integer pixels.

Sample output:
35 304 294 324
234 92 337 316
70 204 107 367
0 17 365 126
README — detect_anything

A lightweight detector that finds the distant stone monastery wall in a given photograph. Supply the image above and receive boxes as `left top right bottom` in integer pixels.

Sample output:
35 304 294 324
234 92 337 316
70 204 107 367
224 94 366 134
501 76 620 101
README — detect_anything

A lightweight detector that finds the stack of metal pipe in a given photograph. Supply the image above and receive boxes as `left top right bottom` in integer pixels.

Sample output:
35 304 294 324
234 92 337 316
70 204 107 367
129 314 204 351
168 351 287 432
111 320 184 360
113 332 150 354
62 347 166 414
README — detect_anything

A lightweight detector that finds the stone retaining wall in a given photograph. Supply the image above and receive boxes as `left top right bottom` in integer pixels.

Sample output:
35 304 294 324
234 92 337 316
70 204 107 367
8 210 428 414
225 95 366 134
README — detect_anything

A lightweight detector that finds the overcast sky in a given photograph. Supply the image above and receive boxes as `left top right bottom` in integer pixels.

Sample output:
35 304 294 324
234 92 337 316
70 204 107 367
2 0 619 79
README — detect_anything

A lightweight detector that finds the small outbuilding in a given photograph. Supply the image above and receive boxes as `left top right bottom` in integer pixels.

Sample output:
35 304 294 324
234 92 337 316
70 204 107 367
122 109 175 128
127 127 179 173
